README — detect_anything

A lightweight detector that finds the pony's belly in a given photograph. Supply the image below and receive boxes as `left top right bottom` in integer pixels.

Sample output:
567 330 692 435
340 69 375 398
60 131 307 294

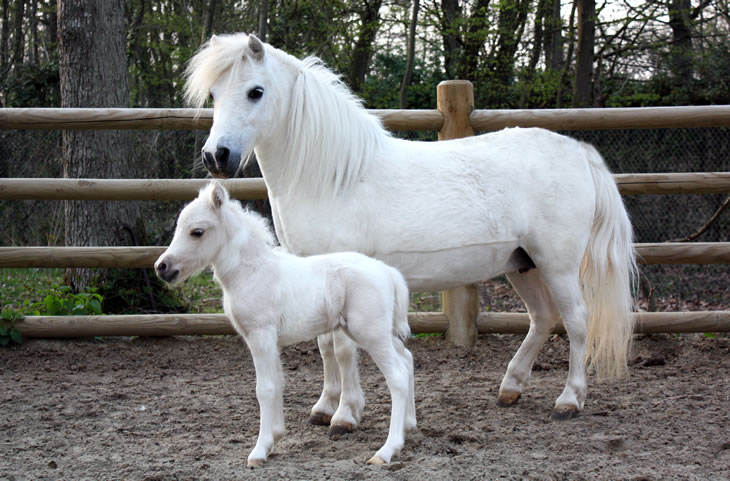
376 241 521 291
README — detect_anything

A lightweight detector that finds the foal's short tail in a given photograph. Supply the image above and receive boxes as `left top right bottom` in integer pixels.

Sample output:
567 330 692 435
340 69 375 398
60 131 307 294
582 143 639 381
389 267 411 342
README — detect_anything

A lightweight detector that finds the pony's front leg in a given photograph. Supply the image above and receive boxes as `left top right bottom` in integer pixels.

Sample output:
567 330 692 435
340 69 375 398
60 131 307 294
309 332 341 426
329 329 365 436
244 327 286 467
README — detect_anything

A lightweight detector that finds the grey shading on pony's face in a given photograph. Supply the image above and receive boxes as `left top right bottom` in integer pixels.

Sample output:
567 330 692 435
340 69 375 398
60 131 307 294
194 35 273 178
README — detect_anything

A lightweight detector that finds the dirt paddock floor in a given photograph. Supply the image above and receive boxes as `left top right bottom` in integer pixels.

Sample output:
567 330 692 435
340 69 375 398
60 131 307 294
1 332 728 481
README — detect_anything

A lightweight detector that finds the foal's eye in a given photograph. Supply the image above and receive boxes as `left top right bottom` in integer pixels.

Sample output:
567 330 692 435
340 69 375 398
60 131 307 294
248 86 264 101
190 228 205 238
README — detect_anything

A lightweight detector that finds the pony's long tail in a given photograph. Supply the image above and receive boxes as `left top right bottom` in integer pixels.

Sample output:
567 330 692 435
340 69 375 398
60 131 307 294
390 267 411 342
581 143 638 381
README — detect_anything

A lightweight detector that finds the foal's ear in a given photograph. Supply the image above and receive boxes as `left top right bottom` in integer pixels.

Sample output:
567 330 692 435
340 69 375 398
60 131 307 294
209 181 228 209
248 35 265 62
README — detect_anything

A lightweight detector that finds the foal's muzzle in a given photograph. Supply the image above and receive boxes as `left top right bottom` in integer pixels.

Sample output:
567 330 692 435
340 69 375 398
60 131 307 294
154 257 179 284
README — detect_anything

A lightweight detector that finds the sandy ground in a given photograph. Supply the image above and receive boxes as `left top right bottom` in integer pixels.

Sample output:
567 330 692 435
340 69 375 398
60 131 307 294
1 332 728 481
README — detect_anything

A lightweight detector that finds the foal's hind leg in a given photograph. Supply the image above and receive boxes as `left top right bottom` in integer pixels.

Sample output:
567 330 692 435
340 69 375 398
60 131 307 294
329 330 365 436
309 332 364 434
309 333 340 425
498 269 561 407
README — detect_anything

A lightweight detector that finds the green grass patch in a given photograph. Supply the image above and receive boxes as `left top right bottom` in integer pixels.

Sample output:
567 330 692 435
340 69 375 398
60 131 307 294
0 268 65 311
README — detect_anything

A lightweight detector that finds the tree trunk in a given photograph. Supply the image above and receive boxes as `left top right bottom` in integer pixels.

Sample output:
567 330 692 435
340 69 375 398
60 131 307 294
455 0 490 83
440 0 460 79
348 0 383 93
58 0 140 292
572 0 595 107
399 0 419 109
0 0 10 100
202 0 218 44
667 0 694 87
520 0 547 108
556 0 576 107
492 0 530 88
10 0 23 67
257 0 269 42
543 0 563 71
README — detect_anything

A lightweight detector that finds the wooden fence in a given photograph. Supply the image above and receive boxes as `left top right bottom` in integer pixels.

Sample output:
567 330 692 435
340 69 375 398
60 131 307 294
2 81 729 342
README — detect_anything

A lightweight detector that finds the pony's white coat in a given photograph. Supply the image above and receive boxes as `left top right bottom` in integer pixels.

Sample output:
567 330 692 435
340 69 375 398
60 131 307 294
185 33 638 423
155 182 415 465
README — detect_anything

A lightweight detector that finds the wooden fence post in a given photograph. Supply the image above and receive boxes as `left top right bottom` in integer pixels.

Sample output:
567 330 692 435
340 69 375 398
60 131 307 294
437 80 480 348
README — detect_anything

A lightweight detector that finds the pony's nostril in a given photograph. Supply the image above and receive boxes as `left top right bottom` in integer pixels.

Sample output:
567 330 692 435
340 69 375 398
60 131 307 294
215 147 230 167
202 150 216 169
157 262 167 273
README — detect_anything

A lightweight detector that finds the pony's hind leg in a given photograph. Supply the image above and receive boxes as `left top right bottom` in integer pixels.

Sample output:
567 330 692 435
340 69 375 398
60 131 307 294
498 269 561 407
309 333 341 426
540 270 589 420
328 330 365 437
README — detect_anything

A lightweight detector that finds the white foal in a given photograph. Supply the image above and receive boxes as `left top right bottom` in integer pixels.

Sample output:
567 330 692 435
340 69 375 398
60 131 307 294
155 182 416 466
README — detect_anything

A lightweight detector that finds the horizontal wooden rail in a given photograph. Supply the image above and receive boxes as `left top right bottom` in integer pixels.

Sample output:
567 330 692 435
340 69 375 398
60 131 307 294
2 105 729 132
0 178 268 200
614 172 730 195
1 173 728 200
0 108 441 132
470 105 730 131
15 310 730 337
0 246 166 268
635 243 730 264
1 243 728 268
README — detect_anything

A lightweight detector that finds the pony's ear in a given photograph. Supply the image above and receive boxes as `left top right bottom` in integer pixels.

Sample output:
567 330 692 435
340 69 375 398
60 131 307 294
209 34 220 46
209 181 229 209
248 35 265 62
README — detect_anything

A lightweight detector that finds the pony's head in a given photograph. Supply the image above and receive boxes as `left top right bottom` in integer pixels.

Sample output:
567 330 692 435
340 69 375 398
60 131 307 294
155 182 275 285
185 33 295 179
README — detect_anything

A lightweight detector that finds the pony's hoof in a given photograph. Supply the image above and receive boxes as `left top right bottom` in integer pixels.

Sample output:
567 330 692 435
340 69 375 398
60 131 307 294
247 458 266 468
497 391 521 407
367 455 386 465
308 412 332 426
551 404 579 420
328 421 355 439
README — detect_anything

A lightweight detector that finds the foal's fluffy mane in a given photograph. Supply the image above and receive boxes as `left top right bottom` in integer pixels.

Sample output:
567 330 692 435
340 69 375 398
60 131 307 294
198 182 276 248
185 33 390 198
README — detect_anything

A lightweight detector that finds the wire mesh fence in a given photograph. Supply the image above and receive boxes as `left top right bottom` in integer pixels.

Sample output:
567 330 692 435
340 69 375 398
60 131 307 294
0 127 728 247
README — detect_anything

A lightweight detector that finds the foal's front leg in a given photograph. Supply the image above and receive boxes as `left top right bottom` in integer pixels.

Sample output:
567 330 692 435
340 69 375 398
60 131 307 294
243 327 286 467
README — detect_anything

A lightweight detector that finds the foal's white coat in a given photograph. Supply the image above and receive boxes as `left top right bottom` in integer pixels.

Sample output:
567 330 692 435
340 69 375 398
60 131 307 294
155 183 416 466
185 33 638 423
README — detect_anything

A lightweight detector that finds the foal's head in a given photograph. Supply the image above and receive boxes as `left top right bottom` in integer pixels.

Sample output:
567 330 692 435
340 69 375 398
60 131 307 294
156 182 276 285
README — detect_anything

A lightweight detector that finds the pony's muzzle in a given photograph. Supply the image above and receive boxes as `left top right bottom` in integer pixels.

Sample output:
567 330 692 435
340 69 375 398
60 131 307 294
154 256 180 284
201 145 240 178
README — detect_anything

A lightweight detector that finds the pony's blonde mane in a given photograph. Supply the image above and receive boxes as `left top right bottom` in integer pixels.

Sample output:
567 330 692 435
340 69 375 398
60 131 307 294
185 34 390 198
281 56 389 197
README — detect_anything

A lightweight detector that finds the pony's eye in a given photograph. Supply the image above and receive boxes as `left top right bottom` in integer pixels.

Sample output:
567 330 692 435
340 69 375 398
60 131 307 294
191 228 204 238
248 86 264 101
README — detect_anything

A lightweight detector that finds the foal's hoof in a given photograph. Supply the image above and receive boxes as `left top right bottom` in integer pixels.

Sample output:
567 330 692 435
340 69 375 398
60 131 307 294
367 455 386 465
496 391 521 407
308 412 332 426
327 421 355 439
551 404 579 420
247 458 266 468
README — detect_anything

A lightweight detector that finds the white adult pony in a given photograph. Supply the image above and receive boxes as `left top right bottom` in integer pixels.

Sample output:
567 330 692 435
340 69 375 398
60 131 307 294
185 33 637 424
155 182 416 466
